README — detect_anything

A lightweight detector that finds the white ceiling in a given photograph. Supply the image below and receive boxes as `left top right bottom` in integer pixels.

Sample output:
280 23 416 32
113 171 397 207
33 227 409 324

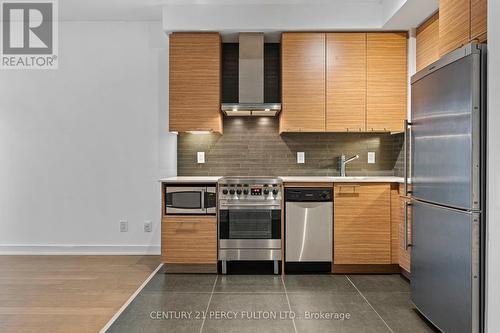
58 0 437 28
59 0 382 21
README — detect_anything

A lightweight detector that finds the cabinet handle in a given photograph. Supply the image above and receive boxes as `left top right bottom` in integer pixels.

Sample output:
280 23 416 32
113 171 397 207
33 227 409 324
336 184 360 193
404 200 413 250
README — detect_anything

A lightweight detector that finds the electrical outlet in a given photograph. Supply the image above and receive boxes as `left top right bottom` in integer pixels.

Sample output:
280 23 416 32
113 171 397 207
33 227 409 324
197 152 205 163
368 152 376 164
297 152 305 164
144 221 152 233
119 220 128 232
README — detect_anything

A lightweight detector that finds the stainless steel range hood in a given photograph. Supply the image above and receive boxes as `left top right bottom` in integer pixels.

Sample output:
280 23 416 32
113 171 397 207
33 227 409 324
221 33 281 116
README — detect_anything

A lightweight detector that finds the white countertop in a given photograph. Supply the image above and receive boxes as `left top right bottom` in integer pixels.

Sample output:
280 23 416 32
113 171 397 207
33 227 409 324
279 176 404 183
159 176 222 183
159 176 405 183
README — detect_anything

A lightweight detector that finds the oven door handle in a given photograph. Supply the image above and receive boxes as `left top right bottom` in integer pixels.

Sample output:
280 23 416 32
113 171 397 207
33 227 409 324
220 204 281 210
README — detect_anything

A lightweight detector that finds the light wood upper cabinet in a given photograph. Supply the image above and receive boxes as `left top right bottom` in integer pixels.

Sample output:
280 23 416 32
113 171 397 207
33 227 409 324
471 0 487 41
326 33 366 132
366 33 407 133
334 183 392 265
439 0 471 56
416 13 440 72
281 33 326 133
169 33 222 133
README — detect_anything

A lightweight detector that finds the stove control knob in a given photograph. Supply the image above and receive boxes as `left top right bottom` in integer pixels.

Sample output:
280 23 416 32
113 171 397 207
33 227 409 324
236 189 242 195
222 189 228 195
272 189 279 196
229 189 235 195
243 189 249 195
321 192 329 199
264 189 270 195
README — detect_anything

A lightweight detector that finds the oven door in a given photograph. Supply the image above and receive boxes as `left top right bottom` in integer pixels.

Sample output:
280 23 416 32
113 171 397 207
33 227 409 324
165 186 206 215
219 208 281 249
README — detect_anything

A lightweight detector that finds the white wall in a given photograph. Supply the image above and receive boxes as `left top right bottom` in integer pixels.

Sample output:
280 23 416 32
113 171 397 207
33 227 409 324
0 21 177 254
487 0 500 331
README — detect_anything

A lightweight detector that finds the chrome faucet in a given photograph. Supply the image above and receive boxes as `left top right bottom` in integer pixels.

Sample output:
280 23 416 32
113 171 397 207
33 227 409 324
338 154 360 177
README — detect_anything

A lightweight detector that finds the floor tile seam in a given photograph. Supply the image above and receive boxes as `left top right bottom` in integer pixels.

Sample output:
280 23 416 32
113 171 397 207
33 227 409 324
199 275 218 333
281 276 298 333
345 275 395 333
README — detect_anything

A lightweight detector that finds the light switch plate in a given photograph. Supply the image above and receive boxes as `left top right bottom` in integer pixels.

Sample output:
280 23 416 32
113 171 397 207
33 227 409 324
297 152 305 164
120 220 128 232
197 152 205 164
368 152 376 164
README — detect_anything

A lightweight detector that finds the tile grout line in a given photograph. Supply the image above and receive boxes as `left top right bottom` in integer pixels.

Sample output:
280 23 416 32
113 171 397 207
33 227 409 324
281 276 298 333
345 275 395 333
98 263 164 333
199 275 218 333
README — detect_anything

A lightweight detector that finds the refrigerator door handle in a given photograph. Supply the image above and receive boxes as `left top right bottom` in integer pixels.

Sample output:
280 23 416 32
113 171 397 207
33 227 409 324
403 119 412 196
404 199 413 250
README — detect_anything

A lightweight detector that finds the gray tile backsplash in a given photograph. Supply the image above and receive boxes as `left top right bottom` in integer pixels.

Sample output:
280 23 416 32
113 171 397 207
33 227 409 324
177 117 405 177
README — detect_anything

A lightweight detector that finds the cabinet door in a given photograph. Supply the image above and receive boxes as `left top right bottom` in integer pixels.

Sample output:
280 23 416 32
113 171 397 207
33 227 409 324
326 33 366 132
416 12 440 72
390 184 400 264
161 216 217 264
334 183 391 264
169 33 222 133
471 0 487 41
439 0 470 56
281 33 326 133
399 196 412 273
366 33 407 132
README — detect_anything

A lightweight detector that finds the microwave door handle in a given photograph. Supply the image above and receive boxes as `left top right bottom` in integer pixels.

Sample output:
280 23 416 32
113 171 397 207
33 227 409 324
201 189 206 212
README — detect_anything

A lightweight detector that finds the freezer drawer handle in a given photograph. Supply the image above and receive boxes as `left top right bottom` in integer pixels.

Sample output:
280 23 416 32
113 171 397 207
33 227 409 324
404 200 413 250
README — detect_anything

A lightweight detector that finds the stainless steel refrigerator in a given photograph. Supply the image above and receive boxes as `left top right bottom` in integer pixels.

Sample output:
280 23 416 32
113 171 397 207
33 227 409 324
408 43 486 333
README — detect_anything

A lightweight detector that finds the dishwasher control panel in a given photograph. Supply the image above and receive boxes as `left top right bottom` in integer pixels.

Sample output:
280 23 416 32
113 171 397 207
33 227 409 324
285 188 333 202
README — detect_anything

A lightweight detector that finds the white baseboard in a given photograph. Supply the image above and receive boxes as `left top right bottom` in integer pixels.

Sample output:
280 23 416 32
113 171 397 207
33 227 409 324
0 244 161 255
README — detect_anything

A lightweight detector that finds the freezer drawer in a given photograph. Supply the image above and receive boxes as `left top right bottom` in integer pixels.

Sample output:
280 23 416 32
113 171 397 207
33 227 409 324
411 52 481 210
411 200 480 333
285 201 333 262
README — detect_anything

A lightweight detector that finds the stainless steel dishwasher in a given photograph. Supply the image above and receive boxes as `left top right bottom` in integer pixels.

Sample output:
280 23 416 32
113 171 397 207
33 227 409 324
285 188 333 273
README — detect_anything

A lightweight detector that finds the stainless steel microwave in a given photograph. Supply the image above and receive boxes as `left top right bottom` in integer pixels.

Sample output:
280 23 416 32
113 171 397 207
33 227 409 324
165 185 216 215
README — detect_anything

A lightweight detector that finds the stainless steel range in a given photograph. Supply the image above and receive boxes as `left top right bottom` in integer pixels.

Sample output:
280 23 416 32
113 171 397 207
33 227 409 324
218 177 282 274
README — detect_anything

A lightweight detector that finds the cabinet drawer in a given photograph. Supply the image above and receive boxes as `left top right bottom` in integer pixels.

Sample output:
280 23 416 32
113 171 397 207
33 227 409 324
334 183 391 264
161 216 217 264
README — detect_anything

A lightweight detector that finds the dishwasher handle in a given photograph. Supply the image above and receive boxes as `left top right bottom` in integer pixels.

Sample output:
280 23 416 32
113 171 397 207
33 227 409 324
285 188 333 202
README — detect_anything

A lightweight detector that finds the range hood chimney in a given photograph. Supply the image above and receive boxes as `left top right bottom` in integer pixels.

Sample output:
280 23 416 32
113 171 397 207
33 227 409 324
221 33 281 116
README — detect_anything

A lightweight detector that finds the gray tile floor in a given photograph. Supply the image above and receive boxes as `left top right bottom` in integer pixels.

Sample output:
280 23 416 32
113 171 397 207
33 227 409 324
107 267 439 333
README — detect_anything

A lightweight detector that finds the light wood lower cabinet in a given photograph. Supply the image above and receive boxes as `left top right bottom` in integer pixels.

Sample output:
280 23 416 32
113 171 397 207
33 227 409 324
334 183 391 264
161 215 217 264
398 184 412 273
